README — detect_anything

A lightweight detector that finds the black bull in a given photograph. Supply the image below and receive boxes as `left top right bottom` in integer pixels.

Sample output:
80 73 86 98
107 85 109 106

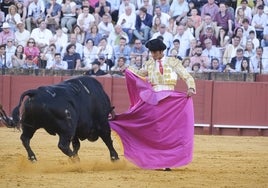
0 76 119 162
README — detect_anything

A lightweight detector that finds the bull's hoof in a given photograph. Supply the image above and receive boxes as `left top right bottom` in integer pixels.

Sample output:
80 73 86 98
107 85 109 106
111 155 119 161
69 155 80 163
29 156 37 163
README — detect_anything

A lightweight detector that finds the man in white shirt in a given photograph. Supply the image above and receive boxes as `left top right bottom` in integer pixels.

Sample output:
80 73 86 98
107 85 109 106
117 6 136 44
46 53 68 70
15 21 30 47
173 24 194 58
98 13 114 37
30 19 53 50
77 5 95 32
152 5 170 27
151 24 173 54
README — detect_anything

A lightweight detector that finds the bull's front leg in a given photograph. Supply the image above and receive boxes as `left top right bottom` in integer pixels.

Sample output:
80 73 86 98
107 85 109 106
99 124 119 161
58 135 78 162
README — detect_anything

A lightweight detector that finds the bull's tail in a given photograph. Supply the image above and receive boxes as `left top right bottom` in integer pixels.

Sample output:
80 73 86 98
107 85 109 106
12 90 37 125
0 90 37 129
0 104 17 128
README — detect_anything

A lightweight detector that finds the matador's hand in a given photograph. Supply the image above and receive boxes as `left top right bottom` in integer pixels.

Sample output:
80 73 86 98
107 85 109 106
187 88 196 97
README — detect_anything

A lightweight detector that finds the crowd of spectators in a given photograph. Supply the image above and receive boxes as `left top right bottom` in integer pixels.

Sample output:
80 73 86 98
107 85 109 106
0 0 268 76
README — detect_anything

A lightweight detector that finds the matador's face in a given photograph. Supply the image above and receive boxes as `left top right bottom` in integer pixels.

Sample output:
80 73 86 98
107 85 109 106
150 51 164 61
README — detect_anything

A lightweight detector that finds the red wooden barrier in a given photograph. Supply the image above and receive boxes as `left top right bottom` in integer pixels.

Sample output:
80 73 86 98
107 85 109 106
1 75 268 136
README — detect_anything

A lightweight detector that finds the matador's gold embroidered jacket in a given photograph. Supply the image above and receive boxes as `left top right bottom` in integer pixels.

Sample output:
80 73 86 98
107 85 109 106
130 57 196 91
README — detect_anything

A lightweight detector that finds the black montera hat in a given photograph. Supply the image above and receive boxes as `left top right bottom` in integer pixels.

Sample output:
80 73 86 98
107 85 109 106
145 38 166 52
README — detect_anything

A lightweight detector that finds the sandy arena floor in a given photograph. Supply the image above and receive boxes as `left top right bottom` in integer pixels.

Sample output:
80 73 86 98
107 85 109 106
0 127 267 188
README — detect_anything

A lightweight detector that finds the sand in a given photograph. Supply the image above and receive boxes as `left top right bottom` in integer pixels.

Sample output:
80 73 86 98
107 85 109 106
0 127 267 188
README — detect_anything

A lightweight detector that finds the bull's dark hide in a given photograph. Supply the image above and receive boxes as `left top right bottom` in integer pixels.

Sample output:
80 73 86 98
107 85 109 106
2 76 119 161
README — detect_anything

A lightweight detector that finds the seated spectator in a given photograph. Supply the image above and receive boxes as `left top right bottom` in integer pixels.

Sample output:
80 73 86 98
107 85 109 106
62 33 83 58
5 5 21 32
41 43 57 69
186 38 197 57
152 5 170 27
111 56 128 75
107 24 129 46
250 46 264 73
98 55 109 72
30 19 53 51
199 26 218 49
173 24 194 58
25 0 45 32
195 13 218 41
166 17 177 36
0 44 6 68
157 0 170 14
222 35 243 65
241 58 252 73
181 57 191 72
98 13 114 37
5 38 16 68
15 1 27 23
84 24 102 46
46 53 68 70
11 45 26 68
106 0 120 23
130 38 148 63
244 40 255 58
14 21 30 47
0 22 14 45
202 38 222 63
248 30 259 50
113 37 131 65
169 39 182 60
190 7 202 29
251 5 266 41
24 38 40 67
229 48 249 72
204 57 224 72
200 0 219 22
85 59 107 76
62 43 82 70
94 0 111 18
241 18 256 40
44 0 61 34
141 0 154 16
97 37 114 69
169 0 189 24
83 38 98 70
118 0 136 16
191 62 202 73
130 55 143 70
50 27 68 53
234 27 247 48
215 2 234 36
150 17 162 37
133 6 153 44
190 45 210 71
72 25 85 44
61 0 77 33
77 6 95 32
217 27 230 48
117 6 136 44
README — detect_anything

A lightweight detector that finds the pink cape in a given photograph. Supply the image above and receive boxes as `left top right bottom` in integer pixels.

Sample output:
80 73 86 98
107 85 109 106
110 70 194 169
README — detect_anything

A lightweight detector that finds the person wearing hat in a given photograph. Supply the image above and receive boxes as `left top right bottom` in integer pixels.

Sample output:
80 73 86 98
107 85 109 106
0 22 14 45
110 38 196 171
85 59 107 76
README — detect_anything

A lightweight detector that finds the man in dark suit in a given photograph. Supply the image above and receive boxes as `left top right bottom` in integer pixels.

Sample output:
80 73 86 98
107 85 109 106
133 6 153 44
229 48 249 72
